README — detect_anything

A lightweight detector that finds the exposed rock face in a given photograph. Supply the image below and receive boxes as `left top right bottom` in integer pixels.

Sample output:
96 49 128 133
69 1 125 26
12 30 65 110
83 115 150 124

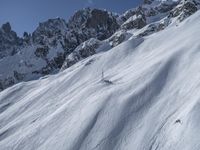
138 19 169 37
2 22 11 33
108 30 132 47
145 7 158 17
119 9 136 23
86 9 119 40
157 1 179 13
0 22 23 59
170 0 199 21
119 6 146 23
32 18 68 45
119 0 199 37
34 46 49 58
121 10 147 30
144 0 154 5
13 71 25 81
23 32 31 44
61 30 133 69
68 8 120 40
61 38 103 69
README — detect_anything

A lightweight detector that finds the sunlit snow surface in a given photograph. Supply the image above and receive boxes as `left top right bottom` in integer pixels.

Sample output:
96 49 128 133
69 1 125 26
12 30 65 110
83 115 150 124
0 11 200 150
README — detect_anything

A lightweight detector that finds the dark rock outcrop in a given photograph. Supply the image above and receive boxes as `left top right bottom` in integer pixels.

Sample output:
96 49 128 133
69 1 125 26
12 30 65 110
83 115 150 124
0 22 23 59
68 8 120 40
121 8 146 30
61 38 102 69
109 30 131 47
32 18 68 46
35 46 49 58
143 0 153 5
170 0 199 21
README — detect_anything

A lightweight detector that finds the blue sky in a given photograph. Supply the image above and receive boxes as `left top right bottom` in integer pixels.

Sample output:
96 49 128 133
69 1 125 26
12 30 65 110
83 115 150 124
0 0 141 36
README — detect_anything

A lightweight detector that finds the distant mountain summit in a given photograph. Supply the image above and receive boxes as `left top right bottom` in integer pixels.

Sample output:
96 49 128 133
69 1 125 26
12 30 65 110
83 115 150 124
0 0 199 90
0 22 23 59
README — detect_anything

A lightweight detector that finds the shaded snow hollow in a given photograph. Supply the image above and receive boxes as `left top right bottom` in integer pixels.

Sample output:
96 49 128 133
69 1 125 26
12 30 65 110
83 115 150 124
0 10 200 150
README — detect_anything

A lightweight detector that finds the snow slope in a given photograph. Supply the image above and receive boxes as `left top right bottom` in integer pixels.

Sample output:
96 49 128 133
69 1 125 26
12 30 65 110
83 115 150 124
0 10 200 150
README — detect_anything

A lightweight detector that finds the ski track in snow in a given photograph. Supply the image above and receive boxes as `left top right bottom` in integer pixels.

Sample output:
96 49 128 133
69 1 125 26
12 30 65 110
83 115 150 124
0 11 200 150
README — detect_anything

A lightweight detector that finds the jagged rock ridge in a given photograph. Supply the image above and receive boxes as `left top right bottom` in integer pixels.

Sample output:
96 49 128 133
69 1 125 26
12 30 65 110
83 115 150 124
0 0 199 91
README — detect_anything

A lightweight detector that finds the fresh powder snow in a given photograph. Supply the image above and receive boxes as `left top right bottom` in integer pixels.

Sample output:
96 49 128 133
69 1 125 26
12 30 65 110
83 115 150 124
0 9 200 150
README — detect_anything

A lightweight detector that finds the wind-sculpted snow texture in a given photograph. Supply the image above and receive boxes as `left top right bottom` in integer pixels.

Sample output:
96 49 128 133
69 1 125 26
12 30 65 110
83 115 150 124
0 10 200 150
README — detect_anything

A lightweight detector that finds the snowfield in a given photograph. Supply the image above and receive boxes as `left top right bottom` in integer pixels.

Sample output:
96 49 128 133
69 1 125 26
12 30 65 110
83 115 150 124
0 10 200 150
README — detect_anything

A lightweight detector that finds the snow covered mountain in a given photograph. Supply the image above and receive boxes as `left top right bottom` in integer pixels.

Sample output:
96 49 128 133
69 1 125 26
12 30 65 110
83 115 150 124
0 0 199 91
1 1 200 148
0 8 119 91
0 8 200 149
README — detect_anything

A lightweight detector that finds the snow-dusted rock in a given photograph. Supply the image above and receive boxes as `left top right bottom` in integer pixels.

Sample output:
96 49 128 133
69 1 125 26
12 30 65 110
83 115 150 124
68 8 120 40
170 0 200 21
32 18 68 45
0 23 23 59
61 38 110 69
137 17 170 37
108 30 132 47
121 11 146 29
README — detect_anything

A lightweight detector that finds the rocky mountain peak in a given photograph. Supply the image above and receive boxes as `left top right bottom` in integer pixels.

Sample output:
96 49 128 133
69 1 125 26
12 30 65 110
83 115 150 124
68 7 91 28
0 22 23 59
169 0 200 21
68 8 120 40
0 2 199 91
143 0 154 4
1 22 12 33
32 18 68 44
